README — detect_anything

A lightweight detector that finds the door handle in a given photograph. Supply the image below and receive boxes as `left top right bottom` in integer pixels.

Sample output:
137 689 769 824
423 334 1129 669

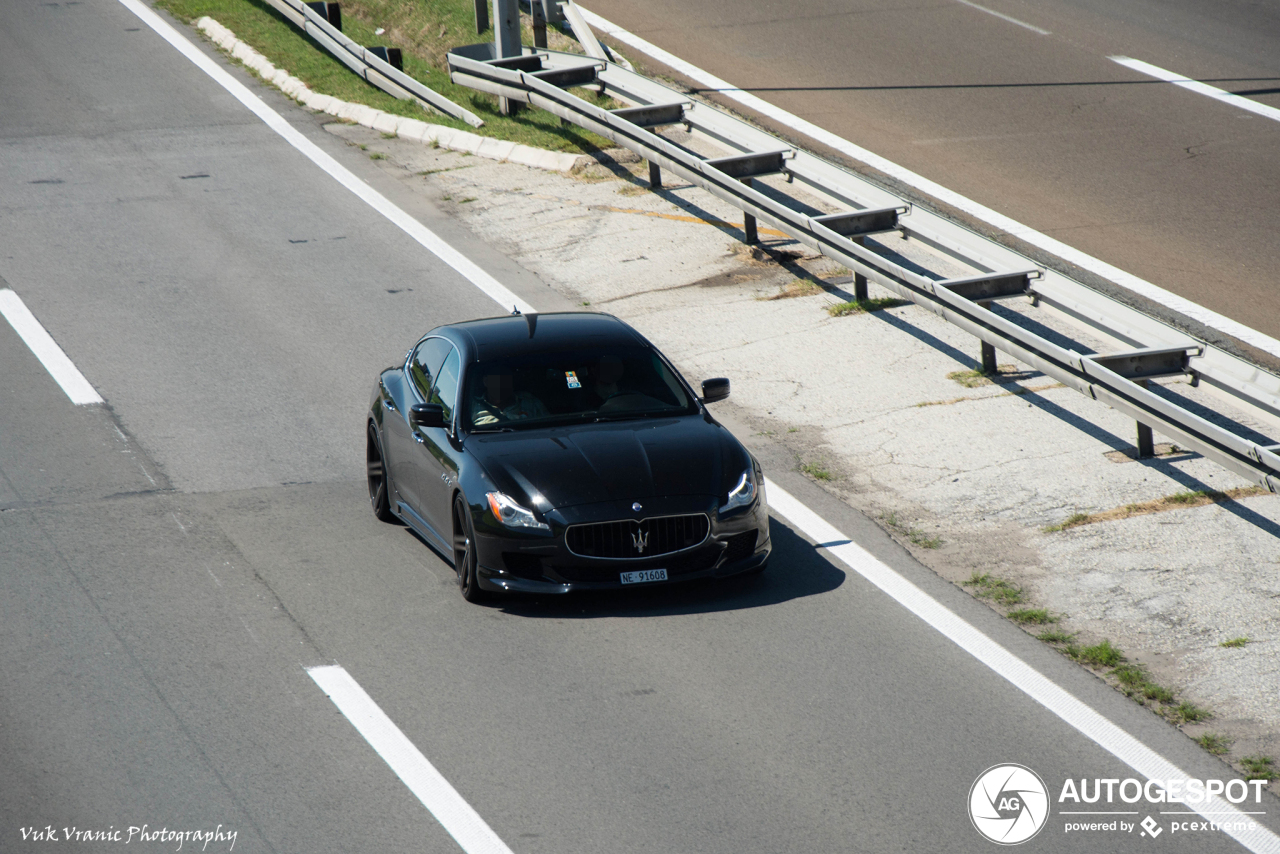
413 431 425 444
383 399 396 411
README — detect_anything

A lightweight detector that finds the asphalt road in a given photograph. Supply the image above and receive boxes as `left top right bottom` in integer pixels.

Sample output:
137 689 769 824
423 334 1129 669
582 0 1280 341
1 0 1276 852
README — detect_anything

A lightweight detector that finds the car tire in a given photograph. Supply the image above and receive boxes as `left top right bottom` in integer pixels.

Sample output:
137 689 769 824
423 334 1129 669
453 494 488 603
367 424 397 523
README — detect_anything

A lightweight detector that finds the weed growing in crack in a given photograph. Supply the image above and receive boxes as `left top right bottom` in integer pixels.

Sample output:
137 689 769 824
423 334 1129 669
1195 733 1234 755
1220 637 1250 648
1008 608 1057 625
1240 756 1275 781
964 572 1024 605
801 461 832 481
1071 640 1126 668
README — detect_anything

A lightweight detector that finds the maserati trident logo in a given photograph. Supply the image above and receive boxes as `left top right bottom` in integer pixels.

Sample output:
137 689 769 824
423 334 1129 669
632 502 643 512
631 529 649 554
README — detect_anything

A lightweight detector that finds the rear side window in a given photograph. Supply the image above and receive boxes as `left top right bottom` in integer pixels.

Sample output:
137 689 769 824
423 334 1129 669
431 347 462 423
410 337 453 398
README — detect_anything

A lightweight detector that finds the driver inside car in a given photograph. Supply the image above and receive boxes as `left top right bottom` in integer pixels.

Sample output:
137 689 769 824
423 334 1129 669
593 354 626 403
471 372 549 425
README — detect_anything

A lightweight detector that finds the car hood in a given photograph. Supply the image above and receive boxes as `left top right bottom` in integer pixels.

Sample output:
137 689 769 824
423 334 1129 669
466 416 744 509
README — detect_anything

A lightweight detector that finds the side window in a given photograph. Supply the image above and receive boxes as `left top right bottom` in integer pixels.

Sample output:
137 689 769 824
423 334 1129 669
410 337 452 399
430 347 462 424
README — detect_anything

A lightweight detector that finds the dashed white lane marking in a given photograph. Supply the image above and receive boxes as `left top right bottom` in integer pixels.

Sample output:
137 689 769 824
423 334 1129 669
953 0 1051 35
307 665 515 854
0 288 103 405
115 0 535 317
1111 56 1280 124
765 478 1280 854
578 6 1280 360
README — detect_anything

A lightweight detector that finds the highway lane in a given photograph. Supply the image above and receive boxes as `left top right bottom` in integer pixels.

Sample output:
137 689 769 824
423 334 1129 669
581 0 1280 342
2 0 1277 852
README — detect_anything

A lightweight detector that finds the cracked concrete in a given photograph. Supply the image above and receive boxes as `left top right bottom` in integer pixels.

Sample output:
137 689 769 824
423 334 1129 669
327 117 1280 781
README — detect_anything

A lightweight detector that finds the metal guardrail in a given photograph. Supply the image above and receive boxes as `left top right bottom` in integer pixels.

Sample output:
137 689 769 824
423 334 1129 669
260 0 484 127
446 48 1280 493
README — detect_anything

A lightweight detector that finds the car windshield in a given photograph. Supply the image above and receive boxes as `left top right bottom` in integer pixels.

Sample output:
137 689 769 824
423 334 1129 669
464 346 697 431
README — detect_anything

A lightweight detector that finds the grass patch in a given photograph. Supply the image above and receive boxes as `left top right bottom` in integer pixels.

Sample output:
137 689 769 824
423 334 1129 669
1240 756 1275 782
1041 486 1266 532
827 297 906 316
368 151 387 160
761 279 824 300
1008 608 1057 625
1111 663 1147 688
1142 682 1176 703
1043 512 1091 533
963 572 1024 605
1071 639 1125 668
947 368 994 388
1196 733 1234 756
1037 628 1076 644
1220 637 1251 648
801 462 832 481
156 0 615 154
1172 701 1211 724
884 512 942 549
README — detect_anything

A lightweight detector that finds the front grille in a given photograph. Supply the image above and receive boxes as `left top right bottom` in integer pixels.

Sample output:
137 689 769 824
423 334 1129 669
552 546 720 583
722 530 759 564
565 514 710 559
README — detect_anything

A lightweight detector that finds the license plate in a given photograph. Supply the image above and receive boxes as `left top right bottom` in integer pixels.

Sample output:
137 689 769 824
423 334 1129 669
620 568 668 585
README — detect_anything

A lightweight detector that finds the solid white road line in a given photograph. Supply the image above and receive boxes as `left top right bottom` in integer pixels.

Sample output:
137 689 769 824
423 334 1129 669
1111 57 1280 124
0 289 103 405
952 0 1051 35
578 6 1280 361
764 478 1280 854
307 665 515 854
126 4 1278 849
115 0 536 317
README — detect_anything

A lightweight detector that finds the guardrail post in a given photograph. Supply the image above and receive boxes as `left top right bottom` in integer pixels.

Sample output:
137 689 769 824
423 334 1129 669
493 0 521 114
853 237 868 301
473 0 488 33
648 161 661 189
740 178 757 244
978 300 998 373
1135 379 1154 458
531 0 547 48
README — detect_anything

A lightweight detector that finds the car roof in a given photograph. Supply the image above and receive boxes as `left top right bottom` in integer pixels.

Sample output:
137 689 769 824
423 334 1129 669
438 312 648 361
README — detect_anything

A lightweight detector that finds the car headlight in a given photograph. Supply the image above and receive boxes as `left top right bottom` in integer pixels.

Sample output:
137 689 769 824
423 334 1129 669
719 469 757 515
486 491 550 532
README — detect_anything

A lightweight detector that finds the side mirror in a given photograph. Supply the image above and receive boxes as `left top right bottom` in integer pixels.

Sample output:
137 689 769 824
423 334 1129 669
701 377 730 404
410 403 446 428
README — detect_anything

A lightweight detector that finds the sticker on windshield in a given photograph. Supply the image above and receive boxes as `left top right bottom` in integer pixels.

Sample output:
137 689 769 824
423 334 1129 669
565 371 582 389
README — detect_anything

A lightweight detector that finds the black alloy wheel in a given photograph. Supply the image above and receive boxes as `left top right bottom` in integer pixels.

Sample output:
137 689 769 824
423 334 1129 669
453 494 487 603
367 425 396 523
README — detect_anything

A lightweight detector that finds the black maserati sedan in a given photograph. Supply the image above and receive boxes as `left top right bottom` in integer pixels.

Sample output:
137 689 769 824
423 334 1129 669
366 311 770 602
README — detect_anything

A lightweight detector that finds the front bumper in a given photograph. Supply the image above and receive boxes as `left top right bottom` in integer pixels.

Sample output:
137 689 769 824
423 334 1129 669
473 495 771 594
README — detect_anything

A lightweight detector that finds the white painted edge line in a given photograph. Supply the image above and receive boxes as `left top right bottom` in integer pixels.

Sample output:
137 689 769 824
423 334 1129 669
1111 56 1280 124
952 0 1051 35
764 478 1280 854
307 665 514 854
0 289 103 405
116 0 536 316
577 6 1280 360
